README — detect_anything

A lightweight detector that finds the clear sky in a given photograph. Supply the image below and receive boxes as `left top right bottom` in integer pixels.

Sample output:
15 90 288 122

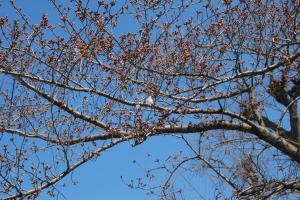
55 136 188 200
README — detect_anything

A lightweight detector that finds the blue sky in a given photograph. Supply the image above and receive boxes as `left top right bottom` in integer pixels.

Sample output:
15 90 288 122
59 136 186 200
56 135 217 200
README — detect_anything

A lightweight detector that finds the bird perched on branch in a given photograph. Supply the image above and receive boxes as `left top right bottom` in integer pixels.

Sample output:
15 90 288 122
145 96 154 106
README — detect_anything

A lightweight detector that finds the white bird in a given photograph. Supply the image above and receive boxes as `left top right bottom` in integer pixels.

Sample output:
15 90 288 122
145 96 154 105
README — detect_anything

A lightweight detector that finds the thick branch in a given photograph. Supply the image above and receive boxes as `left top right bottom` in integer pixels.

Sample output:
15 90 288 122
289 102 300 142
154 121 300 163
261 116 290 134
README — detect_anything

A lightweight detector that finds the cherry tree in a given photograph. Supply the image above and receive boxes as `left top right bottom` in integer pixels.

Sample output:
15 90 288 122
0 0 299 199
